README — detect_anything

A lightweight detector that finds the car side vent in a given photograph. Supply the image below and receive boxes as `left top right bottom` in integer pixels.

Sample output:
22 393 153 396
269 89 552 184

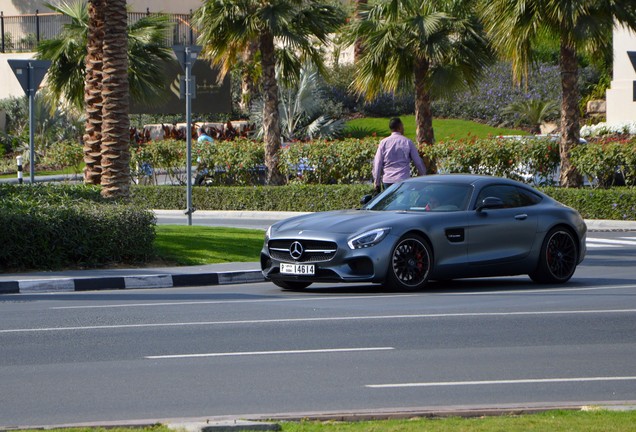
445 228 465 243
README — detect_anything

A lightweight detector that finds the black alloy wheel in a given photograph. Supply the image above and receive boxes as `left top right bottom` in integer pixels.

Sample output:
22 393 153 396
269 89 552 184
530 227 578 284
386 234 432 291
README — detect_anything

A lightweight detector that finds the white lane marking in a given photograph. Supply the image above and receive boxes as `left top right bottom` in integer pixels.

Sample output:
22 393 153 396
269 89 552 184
367 376 636 388
3 309 636 334
50 294 418 310
49 284 636 310
587 237 636 246
587 244 614 248
146 346 394 359
446 284 636 296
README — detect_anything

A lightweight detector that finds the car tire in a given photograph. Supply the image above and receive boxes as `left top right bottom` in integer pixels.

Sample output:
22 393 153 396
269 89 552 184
529 227 578 284
273 280 312 291
385 234 432 292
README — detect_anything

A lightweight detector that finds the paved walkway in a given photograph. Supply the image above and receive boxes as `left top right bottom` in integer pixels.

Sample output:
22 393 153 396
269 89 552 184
1 218 634 295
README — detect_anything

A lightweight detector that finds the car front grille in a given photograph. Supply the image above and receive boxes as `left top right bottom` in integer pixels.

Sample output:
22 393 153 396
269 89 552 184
268 239 338 263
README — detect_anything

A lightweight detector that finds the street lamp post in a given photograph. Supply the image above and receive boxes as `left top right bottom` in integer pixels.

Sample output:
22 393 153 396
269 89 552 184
173 45 202 226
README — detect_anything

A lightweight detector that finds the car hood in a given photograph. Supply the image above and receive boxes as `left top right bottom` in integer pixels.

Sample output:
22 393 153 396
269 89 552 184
272 209 412 236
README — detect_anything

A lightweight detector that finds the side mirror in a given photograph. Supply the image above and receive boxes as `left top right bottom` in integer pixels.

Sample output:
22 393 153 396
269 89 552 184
360 194 374 205
476 196 505 212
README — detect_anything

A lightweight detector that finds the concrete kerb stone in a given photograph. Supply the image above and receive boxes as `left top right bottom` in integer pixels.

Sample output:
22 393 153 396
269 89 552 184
585 219 636 232
0 270 265 295
168 420 281 432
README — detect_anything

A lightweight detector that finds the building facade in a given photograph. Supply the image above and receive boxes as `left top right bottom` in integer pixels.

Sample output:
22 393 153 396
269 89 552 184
1 0 202 15
606 25 636 124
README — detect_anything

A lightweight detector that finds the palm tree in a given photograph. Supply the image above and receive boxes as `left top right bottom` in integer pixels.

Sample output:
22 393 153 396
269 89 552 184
347 0 493 156
479 0 636 187
251 64 345 141
36 0 174 188
37 1 173 111
193 0 346 185
502 98 559 135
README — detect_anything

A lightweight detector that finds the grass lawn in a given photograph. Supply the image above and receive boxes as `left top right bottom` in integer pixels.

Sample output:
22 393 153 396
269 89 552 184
11 409 636 432
344 116 527 141
0 166 81 179
153 225 264 265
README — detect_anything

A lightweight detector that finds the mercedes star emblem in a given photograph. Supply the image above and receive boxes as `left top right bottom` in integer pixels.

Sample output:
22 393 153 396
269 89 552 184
289 241 304 260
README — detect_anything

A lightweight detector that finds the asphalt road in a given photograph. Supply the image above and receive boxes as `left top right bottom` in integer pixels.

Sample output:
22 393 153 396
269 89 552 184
1 232 635 428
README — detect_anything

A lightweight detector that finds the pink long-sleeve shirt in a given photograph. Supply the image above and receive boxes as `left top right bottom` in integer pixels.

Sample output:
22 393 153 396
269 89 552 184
373 132 426 187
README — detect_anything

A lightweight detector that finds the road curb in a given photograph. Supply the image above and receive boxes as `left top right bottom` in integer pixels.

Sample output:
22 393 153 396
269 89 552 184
21 401 635 431
0 270 265 295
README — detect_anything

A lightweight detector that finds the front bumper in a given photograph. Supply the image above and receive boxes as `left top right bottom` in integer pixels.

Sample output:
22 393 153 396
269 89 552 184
260 238 394 284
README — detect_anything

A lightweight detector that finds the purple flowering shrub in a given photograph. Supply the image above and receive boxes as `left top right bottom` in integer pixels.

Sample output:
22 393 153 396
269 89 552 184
322 61 598 126
432 62 563 126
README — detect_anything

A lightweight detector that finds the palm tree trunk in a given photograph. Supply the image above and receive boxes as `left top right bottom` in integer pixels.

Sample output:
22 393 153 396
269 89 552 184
260 30 285 185
83 0 104 185
354 0 367 62
414 57 436 173
100 0 131 198
239 39 258 113
558 41 583 188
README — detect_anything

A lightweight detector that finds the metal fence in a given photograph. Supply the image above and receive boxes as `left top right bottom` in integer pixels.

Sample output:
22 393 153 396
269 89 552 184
0 8 195 53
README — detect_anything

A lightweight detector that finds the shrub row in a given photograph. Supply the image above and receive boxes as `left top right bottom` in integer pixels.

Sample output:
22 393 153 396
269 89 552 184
130 136 636 188
571 139 636 187
0 184 156 270
422 137 561 183
129 184 636 221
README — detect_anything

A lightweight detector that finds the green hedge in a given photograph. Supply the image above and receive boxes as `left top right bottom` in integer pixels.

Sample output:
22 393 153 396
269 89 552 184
130 184 636 220
131 184 374 212
0 184 156 270
541 187 636 220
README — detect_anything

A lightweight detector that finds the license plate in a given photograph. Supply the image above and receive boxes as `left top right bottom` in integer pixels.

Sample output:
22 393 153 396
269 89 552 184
280 263 315 275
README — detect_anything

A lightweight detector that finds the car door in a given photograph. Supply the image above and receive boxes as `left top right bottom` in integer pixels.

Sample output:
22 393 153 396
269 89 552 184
467 184 540 267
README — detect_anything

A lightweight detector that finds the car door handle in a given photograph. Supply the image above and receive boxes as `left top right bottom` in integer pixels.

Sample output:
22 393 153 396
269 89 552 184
515 214 528 220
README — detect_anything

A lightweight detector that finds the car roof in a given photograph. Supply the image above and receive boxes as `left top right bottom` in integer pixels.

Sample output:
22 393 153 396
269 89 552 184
405 173 521 187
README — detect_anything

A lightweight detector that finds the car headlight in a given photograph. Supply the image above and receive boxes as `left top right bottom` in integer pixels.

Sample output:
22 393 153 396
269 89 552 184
265 225 272 241
348 228 391 249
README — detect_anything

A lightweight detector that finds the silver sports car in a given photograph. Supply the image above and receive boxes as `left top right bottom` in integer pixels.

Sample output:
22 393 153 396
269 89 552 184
261 174 587 291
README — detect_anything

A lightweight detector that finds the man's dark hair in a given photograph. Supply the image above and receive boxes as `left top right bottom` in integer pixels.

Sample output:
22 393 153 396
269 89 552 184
389 117 403 131
198 127 206 135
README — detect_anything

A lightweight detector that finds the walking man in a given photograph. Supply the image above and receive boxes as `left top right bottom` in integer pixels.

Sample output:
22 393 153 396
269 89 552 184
373 117 426 192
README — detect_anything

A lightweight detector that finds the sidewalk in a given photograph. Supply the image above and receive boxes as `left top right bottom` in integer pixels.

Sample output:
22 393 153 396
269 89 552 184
1 218 634 295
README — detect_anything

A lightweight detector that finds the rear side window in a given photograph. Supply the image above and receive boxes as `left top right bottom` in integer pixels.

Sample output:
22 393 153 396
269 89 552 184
517 187 543 206
475 185 543 209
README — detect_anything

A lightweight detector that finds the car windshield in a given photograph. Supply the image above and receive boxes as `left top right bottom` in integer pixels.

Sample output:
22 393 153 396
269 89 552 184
366 182 473 212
